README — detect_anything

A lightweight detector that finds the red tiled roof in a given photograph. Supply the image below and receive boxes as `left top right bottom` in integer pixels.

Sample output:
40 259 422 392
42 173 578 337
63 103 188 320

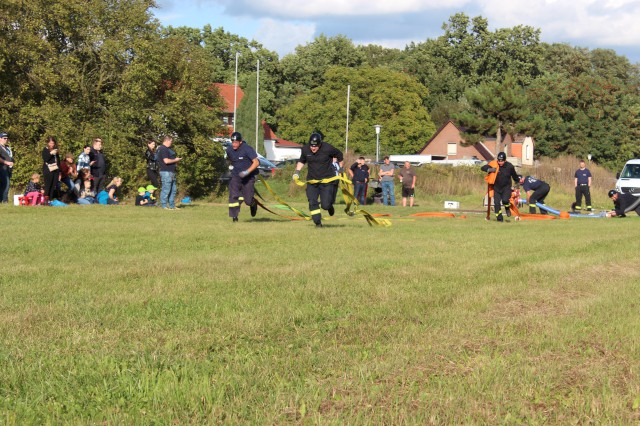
262 120 301 147
212 83 244 113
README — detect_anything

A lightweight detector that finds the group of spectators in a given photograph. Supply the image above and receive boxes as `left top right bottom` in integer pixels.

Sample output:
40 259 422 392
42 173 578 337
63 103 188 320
32 136 122 205
347 156 417 207
0 130 179 209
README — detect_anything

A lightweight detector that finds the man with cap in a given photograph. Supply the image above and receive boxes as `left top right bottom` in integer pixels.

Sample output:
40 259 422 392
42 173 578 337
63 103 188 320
519 175 551 214
606 190 640 217
226 131 259 222
481 152 520 221
0 132 14 203
293 132 344 227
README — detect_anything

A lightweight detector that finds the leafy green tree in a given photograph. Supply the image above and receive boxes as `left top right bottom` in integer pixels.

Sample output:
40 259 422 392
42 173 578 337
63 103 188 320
235 73 261 153
403 13 542 110
278 67 436 155
278 34 366 109
526 73 636 168
454 74 531 155
0 0 226 196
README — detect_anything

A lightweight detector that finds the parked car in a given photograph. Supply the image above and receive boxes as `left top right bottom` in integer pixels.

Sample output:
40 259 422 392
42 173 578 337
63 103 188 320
615 159 640 196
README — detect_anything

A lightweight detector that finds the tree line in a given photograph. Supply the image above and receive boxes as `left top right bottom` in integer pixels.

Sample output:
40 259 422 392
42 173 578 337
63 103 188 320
1 3 638 196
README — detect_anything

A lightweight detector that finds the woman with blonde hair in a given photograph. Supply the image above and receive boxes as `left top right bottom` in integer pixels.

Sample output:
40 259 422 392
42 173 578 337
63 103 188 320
104 176 123 205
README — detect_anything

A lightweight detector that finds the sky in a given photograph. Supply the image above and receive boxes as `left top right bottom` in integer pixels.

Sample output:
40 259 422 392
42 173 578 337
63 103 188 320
153 0 640 64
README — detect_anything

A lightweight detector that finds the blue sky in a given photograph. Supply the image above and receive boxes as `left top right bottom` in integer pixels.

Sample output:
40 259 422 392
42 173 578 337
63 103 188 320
154 0 640 63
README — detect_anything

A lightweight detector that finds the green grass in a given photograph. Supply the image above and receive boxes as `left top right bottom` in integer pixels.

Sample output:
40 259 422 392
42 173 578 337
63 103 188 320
2 199 640 424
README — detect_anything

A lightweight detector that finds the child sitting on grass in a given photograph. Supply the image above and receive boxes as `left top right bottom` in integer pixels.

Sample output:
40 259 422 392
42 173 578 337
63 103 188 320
24 173 45 205
145 184 157 206
135 187 151 206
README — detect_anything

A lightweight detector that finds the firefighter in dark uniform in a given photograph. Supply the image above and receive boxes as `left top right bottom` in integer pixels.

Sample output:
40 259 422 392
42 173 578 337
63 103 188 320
481 152 519 222
607 189 640 217
573 160 592 211
226 132 259 222
293 132 344 228
519 175 551 214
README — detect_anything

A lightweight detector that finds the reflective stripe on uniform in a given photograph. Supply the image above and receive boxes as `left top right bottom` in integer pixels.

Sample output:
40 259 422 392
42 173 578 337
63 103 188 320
310 209 322 215
228 202 240 207
238 197 244 201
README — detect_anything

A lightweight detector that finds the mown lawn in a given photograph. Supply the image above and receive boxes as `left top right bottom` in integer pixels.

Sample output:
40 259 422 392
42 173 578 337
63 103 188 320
2 200 640 424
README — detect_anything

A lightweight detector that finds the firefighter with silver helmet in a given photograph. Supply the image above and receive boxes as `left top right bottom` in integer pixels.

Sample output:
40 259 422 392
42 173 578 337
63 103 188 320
293 132 344 228
481 152 520 221
226 131 259 222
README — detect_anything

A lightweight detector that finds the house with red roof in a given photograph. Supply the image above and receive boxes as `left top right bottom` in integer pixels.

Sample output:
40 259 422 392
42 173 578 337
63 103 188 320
213 83 244 134
417 120 534 166
262 121 301 162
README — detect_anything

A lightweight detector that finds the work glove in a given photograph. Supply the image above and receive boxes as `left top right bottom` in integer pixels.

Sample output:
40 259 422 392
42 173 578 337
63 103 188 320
239 169 249 178
486 167 496 173
293 171 300 180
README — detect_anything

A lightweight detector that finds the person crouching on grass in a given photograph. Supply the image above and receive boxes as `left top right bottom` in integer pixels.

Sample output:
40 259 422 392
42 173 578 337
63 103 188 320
606 189 640 217
293 132 344 228
226 131 259 222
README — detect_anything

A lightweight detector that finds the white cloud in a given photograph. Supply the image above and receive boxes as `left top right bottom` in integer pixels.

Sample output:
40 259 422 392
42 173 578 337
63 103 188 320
254 18 316 56
216 0 470 18
480 0 640 47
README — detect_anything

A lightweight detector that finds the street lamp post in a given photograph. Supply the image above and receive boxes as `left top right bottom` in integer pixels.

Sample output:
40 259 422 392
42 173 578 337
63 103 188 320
374 125 382 163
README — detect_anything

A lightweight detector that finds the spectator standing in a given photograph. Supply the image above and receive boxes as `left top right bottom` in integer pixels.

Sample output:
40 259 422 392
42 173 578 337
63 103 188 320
573 160 592 212
379 156 395 206
331 157 341 203
398 161 417 207
226 131 259 222
77 145 91 171
145 140 160 188
59 153 78 193
156 135 181 210
89 137 107 192
348 156 369 205
519 175 551 214
41 136 60 201
293 132 344 228
0 132 14 203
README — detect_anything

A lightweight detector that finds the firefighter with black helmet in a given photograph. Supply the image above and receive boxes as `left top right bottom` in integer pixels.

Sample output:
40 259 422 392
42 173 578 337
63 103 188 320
606 189 640 217
481 152 520 222
293 132 344 228
519 174 551 214
226 131 259 222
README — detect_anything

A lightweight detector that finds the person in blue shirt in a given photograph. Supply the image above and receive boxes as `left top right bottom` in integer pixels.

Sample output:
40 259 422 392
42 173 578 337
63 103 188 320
573 159 592 212
519 175 550 214
226 132 259 222
156 135 182 210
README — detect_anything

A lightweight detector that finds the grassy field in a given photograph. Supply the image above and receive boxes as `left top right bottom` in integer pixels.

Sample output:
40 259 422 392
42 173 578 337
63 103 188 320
2 196 640 424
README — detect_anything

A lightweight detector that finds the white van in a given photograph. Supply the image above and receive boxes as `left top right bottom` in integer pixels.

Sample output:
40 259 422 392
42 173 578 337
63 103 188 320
615 159 640 196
